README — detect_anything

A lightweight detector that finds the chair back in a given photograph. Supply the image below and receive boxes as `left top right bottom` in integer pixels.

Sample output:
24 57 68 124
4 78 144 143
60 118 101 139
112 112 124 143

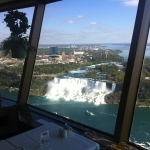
0 105 19 138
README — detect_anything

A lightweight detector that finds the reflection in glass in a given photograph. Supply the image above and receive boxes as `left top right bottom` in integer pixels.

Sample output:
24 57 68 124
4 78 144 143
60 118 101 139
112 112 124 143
0 7 34 100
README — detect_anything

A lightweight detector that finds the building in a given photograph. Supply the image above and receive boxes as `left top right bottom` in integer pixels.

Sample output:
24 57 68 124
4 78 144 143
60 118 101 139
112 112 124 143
49 46 61 62
62 52 66 61
0 1 149 150
68 54 75 62
3 59 13 63
50 46 58 55
104 52 108 58
74 51 84 55
49 55 62 61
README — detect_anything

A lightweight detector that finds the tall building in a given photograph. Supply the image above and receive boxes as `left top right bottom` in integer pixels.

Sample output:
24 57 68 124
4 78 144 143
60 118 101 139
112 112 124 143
50 46 58 55
105 52 108 58
62 52 66 61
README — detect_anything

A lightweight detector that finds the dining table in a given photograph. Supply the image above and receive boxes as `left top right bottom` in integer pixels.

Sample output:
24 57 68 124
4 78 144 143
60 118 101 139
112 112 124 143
5 122 100 150
0 140 15 150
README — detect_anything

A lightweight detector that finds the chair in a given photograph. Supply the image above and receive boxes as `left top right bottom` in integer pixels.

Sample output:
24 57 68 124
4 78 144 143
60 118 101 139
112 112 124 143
0 105 19 139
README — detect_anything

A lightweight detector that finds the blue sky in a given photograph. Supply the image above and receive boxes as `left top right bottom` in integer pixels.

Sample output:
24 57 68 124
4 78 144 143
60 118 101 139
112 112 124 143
0 0 145 44
40 0 140 44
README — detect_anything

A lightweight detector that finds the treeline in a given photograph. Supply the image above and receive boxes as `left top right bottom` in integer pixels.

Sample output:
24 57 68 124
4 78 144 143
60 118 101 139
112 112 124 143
86 70 97 79
96 64 124 84
30 76 53 96
37 48 50 55
33 63 86 75
86 64 125 84
89 50 124 64
0 62 89 95
104 58 150 106
0 64 23 89
96 64 119 74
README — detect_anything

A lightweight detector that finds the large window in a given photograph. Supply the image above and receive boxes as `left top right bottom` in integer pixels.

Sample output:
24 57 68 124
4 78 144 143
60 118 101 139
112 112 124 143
130 35 150 149
0 7 34 100
28 0 138 134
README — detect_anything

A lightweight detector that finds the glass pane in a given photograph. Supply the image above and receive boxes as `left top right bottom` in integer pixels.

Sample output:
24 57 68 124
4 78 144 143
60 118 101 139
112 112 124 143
0 7 34 100
28 0 138 134
130 35 150 149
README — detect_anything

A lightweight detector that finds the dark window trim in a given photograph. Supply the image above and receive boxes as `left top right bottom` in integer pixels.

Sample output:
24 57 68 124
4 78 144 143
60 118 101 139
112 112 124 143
17 1 46 104
114 0 150 143
0 0 150 149
0 0 61 12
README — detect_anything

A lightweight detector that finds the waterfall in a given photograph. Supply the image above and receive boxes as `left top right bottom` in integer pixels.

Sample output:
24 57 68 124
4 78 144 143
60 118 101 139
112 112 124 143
45 77 116 105
112 83 116 92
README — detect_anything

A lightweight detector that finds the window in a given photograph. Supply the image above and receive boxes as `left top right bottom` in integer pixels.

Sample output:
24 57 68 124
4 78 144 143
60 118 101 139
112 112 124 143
130 34 150 149
28 0 138 134
0 7 34 100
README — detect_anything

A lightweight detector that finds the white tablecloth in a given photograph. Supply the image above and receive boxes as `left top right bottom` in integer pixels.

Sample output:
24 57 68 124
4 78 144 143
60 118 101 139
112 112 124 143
6 122 100 150
6 133 40 150
0 140 15 150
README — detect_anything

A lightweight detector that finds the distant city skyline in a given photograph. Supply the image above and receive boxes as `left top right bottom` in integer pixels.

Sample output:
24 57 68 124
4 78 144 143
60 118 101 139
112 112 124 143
1 0 150 45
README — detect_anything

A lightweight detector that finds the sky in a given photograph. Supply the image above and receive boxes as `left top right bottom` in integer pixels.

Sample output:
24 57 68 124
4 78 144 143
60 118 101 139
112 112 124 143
0 0 147 44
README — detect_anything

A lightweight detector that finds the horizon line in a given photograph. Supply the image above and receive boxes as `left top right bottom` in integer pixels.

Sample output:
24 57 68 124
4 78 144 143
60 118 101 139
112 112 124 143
39 43 131 45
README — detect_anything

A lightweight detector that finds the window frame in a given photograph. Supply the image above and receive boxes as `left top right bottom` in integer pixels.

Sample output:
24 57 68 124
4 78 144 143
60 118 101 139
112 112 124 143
0 0 150 147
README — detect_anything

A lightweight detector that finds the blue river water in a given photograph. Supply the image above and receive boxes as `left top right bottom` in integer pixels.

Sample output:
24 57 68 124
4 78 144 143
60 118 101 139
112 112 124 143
1 43 150 149
101 43 150 59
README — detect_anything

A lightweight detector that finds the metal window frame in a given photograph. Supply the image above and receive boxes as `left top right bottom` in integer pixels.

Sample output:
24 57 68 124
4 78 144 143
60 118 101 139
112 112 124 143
0 0 61 12
17 1 46 104
114 0 150 143
0 0 150 145
17 0 60 105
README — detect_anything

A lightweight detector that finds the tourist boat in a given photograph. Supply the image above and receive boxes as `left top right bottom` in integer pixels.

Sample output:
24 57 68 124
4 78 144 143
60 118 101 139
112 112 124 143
86 110 95 116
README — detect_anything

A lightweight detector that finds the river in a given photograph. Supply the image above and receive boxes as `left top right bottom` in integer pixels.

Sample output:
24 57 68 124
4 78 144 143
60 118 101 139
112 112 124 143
1 62 149 149
1 43 150 149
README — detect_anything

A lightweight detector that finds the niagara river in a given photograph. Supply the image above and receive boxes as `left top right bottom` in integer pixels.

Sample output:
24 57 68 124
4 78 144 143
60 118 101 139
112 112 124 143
0 61 150 149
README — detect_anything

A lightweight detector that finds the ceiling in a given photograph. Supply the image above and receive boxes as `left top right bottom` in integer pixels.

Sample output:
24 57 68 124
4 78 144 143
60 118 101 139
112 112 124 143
0 0 61 5
0 0 15 4
0 0 61 12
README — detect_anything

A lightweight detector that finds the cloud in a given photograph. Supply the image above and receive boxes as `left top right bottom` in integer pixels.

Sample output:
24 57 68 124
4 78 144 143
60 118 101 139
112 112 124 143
123 0 139 6
39 28 77 44
90 22 97 25
77 15 84 18
39 28 132 44
41 28 56 33
67 20 75 24
39 22 133 44
83 30 95 33
17 9 28 14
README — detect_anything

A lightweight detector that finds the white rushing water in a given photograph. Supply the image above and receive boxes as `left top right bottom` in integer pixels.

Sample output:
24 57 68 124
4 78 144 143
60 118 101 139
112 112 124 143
45 77 116 105
112 83 116 92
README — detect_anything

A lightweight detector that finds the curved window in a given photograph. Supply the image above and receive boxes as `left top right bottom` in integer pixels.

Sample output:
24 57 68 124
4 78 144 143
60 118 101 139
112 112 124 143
28 0 138 134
